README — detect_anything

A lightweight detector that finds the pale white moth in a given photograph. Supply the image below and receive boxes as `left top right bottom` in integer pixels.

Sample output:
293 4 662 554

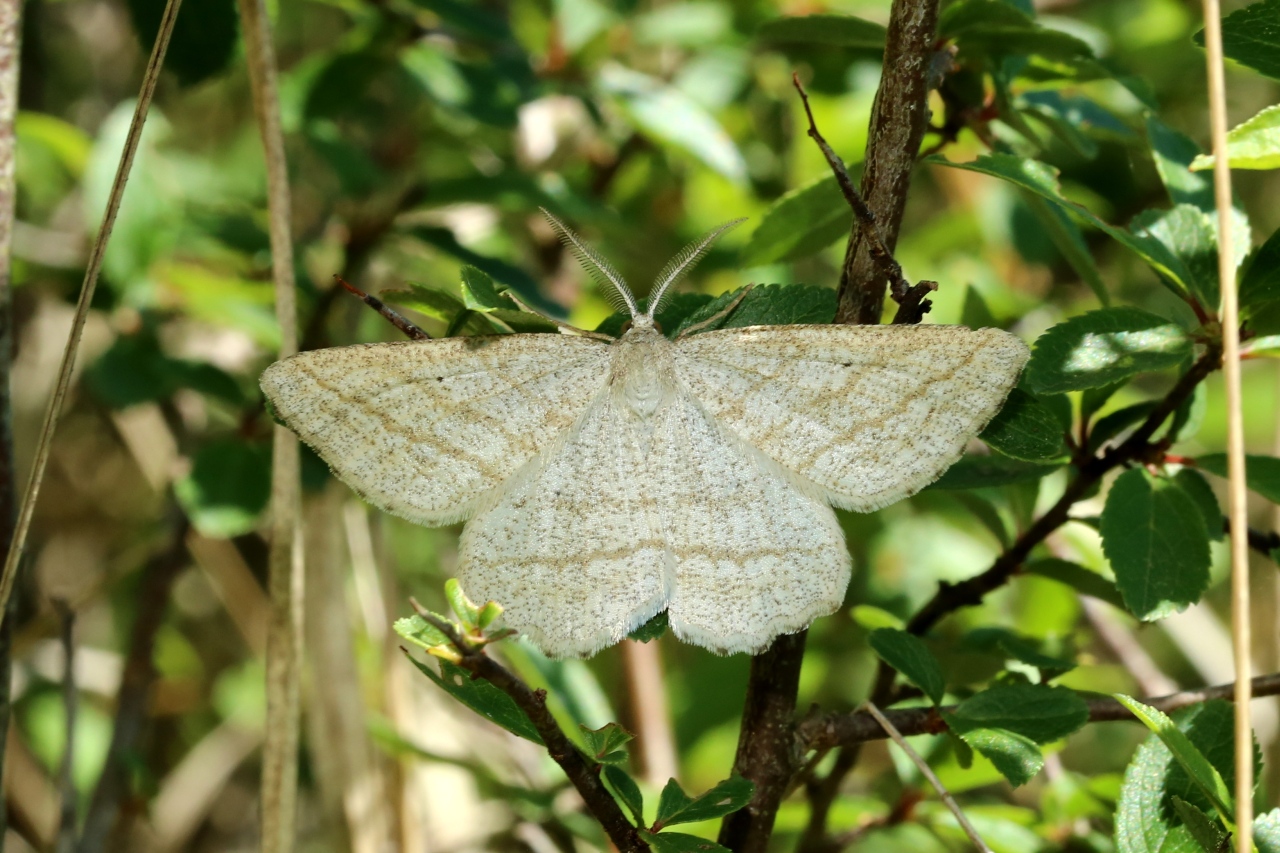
260 216 1029 657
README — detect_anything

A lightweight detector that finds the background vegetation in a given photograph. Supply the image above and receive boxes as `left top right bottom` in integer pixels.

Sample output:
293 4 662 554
4 0 1280 850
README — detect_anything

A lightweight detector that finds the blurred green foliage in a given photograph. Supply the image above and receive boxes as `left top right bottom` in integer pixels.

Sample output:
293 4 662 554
9 0 1280 850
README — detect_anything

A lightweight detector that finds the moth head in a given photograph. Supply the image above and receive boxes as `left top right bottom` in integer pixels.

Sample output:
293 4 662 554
541 208 744 325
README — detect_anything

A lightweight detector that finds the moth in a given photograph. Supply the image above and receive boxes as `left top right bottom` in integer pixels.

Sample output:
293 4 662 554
260 216 1029 657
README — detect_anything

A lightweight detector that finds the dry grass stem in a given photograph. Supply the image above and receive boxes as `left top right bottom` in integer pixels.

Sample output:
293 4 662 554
1198 0 1252 849
0 0 183 623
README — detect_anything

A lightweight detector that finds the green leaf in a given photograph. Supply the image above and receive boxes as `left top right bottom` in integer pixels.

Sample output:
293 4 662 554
1116 701 1249 853
580 722 634 764
405 656 544 745
459 265 508 312
947 726 1044 787
868 629 946 705
963 627 1076 678
444 578 481 626
1169 797 1228 853
1240 225 1280 318
931 154 1205 299
674 284 836 334
410 226 547 307
1256 809 1280 853
393 613 452 651
740 173 854 266
627 610 669 643
653 776 754 829
1244 334 1280 357
1193 0 1280 82
1101 469 1211 620
641 831 733 853
755 14 887 48
1146 116 1215 211
851 605 906 631
87 329 243 408
1024 558 1126 609
979 388 1069 462
1191 103 1280 172
1025 308 1193 394
600 65 746 183
1020 191 1109 305
1172 469 1224 542
1130 205 1220 309
174 440 272 538
940 0 1094 61
1087 401 1158 453
1197 452 1280 503
1114 696 1234 823
603 765 645 826
949 683 1089 744
928 455 1062 490
596 293 717 339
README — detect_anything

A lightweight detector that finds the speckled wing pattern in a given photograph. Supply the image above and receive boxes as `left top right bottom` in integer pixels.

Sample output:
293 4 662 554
672 325 1030 512
259 335 611 524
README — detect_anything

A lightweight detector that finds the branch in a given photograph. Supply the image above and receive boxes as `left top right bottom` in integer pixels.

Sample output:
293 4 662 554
834 0 942 325
798 672 1280 751
417 615 649 853
717 631 807 853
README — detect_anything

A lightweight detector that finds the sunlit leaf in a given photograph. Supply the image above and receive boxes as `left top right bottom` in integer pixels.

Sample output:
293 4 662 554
1026 308 1192 394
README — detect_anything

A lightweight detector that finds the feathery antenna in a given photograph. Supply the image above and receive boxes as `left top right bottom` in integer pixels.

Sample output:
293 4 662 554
647 219 745 316
541 208 639 318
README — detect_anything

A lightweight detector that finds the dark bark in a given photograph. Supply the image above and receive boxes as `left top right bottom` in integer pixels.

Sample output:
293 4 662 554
835 0 941 325
717 631 807 853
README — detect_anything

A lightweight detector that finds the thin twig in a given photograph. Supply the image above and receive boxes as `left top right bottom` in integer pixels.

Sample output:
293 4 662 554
236 0 303 849
863 702 993 853
77 525 188 853
336 276 429 341
798 672 1280 751
1199 0 1252 847
55 600 77 853
0 0 24 836
791 74 936 325
718 630 807 853
412 614 649 853
0 0 183 626
619 639 678 787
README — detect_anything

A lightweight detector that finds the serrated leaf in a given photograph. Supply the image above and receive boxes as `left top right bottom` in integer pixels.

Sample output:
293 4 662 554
928 455 1062 490
581 722 634 764
673 283 836 334
653 776 754 829
949 683 1088 744
1191 103 1280 172
1146 116 1215 211
628 610 669 642
459 265 508 311
1172 469 1223 542
1101 469 1210 620
641 831 732 853
406 656 544 745
1088 401 1159 452
1241 225 1280 319
947 724 1044 787
1170 797 1228 853
1116 702 1250 853
174 440 271 538
393 613 452 651
1131 205 1220 309
868 629 946 705
1193 0 1280 82
979 388 1069 461
603 764 645 826
1026 308 1193 394
755 13 886 47
1114 696 1234 823
931 154 1205 299
740 173 853 266
1197 452 1280 503
1024 558 1126 609
596 293 716 340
